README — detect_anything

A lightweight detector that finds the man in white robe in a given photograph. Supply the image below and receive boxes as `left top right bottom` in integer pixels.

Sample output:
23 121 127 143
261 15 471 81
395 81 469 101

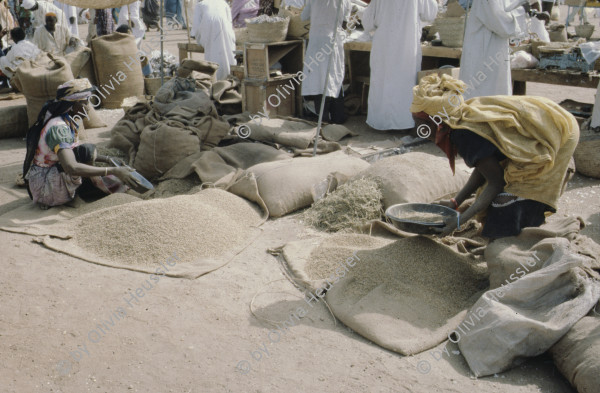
459 0 528 99
191 0 236 81
362 0 438 131
53 1 78 37
22 0 68 29
117 1 146 46
33 12 76 56
300 0 351 100
0 27 40 78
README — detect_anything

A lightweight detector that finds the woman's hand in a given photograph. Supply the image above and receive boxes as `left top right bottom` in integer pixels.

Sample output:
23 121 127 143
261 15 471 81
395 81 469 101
434 214 459 237
112 166 139 189
434 200 456 210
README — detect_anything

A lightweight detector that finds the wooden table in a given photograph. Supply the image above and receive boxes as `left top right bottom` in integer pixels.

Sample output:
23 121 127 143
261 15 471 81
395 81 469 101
344 41 462 110
178 42 205 62
511 69 600 95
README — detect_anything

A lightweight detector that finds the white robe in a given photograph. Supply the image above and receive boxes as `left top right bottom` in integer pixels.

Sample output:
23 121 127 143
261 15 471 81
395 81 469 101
54 1 78 36
30 1 67 29
33 24 71 56
0 39 41 78
117 1 146 45
459 0 526 99
362 0 437 130
191 0 236 81
300 0 351 97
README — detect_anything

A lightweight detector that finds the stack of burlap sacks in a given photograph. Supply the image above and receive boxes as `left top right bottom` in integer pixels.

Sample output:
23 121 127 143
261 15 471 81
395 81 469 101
11 32 144 128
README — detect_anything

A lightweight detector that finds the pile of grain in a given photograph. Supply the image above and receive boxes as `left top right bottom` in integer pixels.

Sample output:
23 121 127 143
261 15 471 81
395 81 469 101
302 178 383 232
307 236 486 313
246 15 288 24
76 193 141 216
396 211 444 223
143 178 201 199
73 189 261 266
95 145 128 165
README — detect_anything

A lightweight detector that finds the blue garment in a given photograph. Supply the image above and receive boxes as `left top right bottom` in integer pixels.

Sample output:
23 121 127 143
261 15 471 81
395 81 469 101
165 0 186 27
459 0 473 10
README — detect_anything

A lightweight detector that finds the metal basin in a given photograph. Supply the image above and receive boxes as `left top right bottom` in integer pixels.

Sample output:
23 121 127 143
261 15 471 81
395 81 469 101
385 203 458 235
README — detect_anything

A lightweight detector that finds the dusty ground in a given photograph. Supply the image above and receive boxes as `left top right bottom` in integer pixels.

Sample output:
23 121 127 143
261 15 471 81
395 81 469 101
1 6 600 393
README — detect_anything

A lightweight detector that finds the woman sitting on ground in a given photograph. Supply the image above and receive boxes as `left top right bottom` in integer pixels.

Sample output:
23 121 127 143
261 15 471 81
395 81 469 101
22 78 138 209
411 74 579 239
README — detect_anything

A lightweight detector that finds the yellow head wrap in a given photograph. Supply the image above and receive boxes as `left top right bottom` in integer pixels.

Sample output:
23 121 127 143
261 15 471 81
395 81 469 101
410 74 466 121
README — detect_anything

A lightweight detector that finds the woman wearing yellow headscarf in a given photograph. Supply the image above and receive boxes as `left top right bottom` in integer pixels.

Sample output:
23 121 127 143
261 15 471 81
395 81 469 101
411 74 579 239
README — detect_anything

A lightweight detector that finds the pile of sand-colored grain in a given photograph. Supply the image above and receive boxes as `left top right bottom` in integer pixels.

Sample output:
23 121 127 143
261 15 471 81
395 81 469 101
302 178 383 232
306 235 487 312
143 178 201 199
73 188 262 266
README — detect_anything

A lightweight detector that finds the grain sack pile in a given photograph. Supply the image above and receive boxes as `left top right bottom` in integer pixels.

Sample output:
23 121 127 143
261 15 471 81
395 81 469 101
223 151 370 218
237 117 356 153
280 234 488 355
353 152 471 209
36 188 263 278
11 53 104 129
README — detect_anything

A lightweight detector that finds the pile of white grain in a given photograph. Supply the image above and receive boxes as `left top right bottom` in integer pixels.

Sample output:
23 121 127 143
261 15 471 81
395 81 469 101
246 15 288 24
73 188 262 266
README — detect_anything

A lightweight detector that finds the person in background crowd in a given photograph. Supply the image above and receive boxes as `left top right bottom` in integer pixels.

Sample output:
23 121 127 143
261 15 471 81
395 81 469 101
541 0 554 14
95 8 115 37
362 0 437 131
459 0 529 99
411 74 578 239
117 0 145 46
53 1 78 37
21 0 67 29
141 0 160 30
165 0 187 28
231 0 258 27
0 0 16 47
23 78 138 209
0 27 40 79
191 0 236 80
116 23 152 75
300 0 351 124
33 12 77 56
258 0 274 15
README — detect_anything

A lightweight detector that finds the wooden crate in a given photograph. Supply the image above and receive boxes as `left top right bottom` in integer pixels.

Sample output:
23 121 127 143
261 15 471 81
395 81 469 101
242 74 302 117
244 40 304 81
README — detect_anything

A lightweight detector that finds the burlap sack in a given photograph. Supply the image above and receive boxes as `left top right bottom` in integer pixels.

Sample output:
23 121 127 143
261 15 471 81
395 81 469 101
91 32 144 109
458 245 600 377
63 47 97 86
353 152 472 209
279 4 309 39
279 234 487 355
226 151 370 217
550 315 600 393
133 121 202 180
177 58 218 79
15 57 74 126
484 216 600 289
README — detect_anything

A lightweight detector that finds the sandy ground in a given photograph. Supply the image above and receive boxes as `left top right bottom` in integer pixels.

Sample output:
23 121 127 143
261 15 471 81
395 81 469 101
1 7 600 393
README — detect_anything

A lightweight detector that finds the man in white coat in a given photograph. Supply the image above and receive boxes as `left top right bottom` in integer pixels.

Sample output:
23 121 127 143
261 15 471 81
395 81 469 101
54 1 78 37
22 0 67 29
300 0 351 124
459 0 529 99
362 0 438 131
191 0 236 81
117 1 146 47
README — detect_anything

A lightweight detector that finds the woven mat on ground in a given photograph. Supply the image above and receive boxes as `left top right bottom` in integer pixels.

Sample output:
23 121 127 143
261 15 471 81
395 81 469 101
279 233 488 355
239 117 356 150
0 189 263 279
